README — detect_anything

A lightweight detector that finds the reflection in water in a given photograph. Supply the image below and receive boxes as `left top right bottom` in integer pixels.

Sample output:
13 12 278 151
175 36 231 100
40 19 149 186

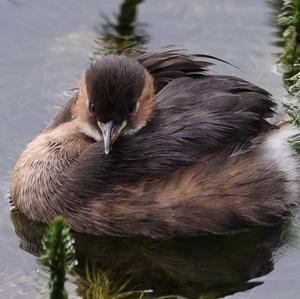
11 210 290 299
93 0 148 57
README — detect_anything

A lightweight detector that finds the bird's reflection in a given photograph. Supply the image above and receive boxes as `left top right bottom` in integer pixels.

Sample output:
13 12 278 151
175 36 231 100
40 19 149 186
11 209 291 299
93 0 149 57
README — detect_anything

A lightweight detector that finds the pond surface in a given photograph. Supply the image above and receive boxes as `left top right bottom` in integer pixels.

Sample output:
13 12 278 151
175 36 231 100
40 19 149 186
0 0 300 298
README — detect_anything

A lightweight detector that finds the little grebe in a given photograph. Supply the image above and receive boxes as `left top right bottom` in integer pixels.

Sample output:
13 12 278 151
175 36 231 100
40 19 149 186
10 49 300 237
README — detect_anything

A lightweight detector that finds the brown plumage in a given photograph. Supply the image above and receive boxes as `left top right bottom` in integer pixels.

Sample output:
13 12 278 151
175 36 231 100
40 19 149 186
10 48 300 237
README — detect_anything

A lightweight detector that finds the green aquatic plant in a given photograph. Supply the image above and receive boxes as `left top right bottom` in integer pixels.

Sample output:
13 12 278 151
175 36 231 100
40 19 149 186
288 132 300 152
40 216 76 299
278 0 300 69
284 69 300 125
277 0 300 124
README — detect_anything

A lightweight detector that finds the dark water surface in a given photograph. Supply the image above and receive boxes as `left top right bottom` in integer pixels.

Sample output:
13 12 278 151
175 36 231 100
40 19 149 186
0 0 300 298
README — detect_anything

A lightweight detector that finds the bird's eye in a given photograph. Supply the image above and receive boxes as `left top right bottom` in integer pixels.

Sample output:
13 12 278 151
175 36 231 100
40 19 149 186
128 103 136 114
89 103 96 114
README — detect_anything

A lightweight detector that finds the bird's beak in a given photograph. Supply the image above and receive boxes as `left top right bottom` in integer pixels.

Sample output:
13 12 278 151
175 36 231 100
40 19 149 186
97 120 127 154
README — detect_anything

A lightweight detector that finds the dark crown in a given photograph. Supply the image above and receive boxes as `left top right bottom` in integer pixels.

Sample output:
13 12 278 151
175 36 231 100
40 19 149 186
85 55 145 124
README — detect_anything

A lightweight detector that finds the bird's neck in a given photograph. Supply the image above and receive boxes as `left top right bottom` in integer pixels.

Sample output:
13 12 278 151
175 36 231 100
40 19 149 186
129 70 156 132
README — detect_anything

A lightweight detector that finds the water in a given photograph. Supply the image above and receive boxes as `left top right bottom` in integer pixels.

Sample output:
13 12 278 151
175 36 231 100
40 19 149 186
0 0 300 298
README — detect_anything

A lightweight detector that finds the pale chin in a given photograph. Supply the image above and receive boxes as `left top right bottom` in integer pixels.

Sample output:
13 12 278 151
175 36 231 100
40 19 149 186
75 119 102 141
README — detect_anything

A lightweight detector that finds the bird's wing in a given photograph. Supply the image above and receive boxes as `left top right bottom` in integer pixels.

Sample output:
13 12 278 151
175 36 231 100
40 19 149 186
44 93 78 131
155 76 275 118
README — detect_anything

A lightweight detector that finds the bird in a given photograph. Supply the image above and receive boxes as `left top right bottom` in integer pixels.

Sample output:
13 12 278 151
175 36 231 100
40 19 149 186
10 48 300 238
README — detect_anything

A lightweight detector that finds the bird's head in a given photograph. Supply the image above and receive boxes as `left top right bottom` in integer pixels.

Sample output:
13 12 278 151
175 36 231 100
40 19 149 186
74 55 155 154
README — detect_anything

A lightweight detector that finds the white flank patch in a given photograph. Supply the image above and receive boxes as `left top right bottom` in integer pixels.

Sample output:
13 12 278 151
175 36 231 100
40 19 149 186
262 125 300 198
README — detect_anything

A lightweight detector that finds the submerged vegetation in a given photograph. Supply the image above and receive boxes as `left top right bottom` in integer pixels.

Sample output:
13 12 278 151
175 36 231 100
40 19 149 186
76 264 146 299
40 217 76 299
